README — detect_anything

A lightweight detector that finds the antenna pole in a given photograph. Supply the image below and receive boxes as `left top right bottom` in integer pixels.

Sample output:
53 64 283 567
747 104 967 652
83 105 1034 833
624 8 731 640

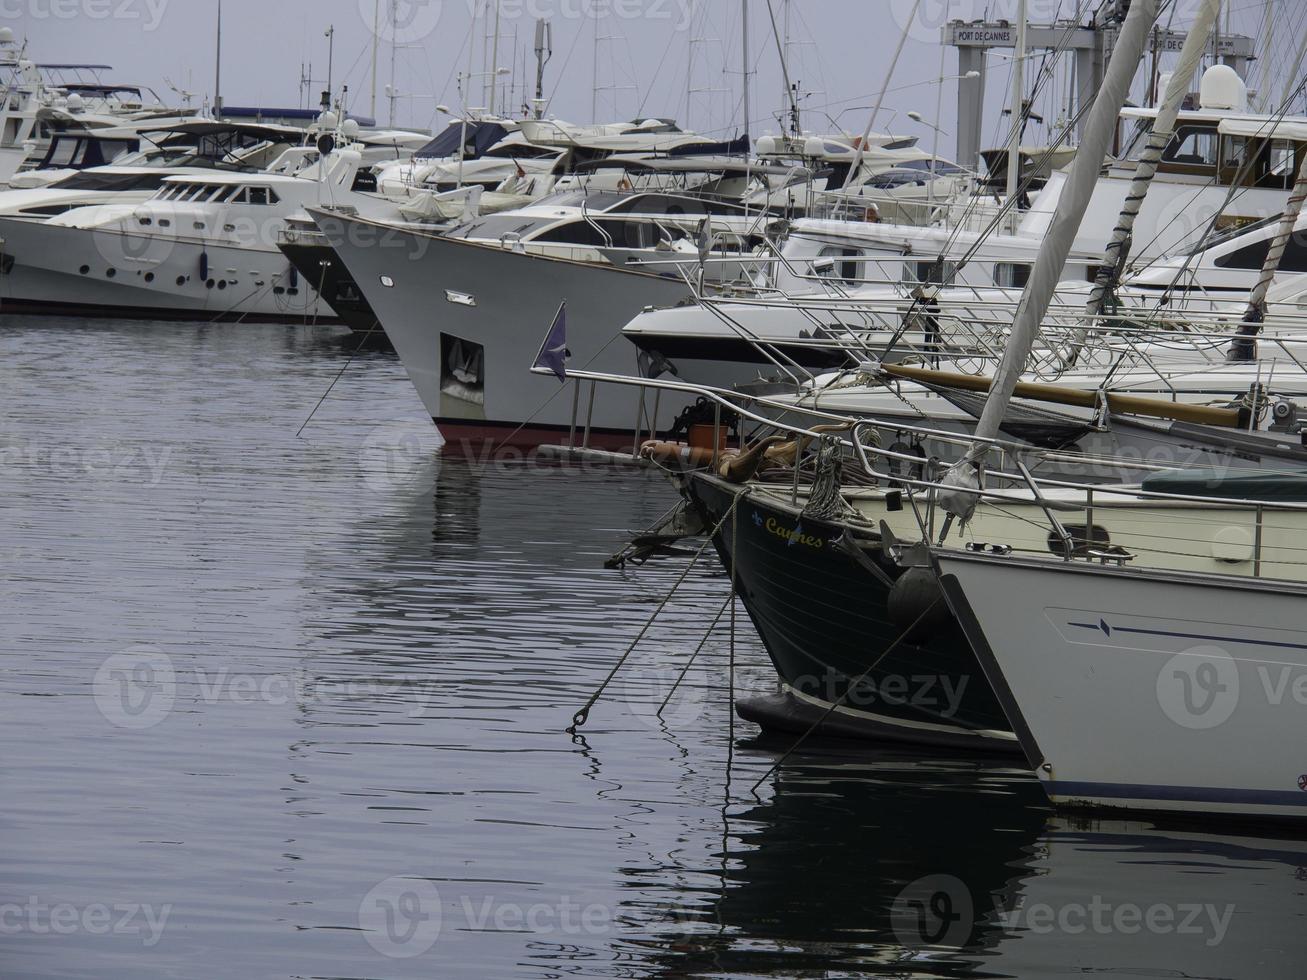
325 24 335 108
213 0 223 116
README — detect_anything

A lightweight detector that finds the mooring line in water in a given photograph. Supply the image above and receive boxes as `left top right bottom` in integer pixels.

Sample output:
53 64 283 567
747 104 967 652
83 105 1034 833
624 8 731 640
567 492 742 734
746 596 943 800
655 593 732 718
294 321 383 439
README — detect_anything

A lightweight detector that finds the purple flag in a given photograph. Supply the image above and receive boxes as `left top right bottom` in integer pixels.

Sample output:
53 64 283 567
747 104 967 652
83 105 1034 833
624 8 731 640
532 301 569 382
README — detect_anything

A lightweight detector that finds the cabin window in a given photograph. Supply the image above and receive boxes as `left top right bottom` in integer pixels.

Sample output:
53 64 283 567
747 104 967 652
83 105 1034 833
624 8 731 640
909 259 956 287
1160 125 1218 172
1218 136 1302 189
1215 228 1307 273
994 262 1031 288
532 220 608 247
818 246 865 285
248 187 270 205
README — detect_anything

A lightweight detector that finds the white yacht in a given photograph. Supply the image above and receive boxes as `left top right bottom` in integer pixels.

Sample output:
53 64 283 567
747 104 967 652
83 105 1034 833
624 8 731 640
0 130 420 321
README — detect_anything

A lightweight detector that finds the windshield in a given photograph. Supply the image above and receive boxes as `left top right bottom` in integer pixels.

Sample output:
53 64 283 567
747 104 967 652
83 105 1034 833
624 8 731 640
446 214 555 240
529 190 627 210
1185 214 1280 256
51 170 171 191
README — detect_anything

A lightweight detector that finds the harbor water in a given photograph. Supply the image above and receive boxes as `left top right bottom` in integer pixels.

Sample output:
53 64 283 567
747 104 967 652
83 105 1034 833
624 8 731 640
2 316 1305 978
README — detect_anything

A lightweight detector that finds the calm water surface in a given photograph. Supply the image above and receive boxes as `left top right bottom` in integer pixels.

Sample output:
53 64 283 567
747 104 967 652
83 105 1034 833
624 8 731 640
2 316 1305 979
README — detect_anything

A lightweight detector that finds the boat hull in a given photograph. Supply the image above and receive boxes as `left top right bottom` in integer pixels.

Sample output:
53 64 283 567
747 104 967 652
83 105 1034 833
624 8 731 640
939 552 1307 820
277 236 381 335
0 215 334 322
312 210 769 448
685 472 1017 750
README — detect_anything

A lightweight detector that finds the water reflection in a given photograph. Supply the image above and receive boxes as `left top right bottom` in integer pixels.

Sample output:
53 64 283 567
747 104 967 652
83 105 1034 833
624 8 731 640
3 317 1304 980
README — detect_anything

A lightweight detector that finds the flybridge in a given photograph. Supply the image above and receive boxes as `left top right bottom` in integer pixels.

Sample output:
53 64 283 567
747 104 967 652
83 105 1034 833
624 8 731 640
942 17 1255 170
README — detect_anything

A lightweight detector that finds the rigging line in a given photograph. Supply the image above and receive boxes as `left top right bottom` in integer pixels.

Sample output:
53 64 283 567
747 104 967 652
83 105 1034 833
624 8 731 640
747 595 944 799
567 492 743 734
716 497 739 949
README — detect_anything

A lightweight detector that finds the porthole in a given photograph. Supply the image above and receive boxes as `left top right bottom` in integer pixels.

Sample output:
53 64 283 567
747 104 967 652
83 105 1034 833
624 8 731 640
175 275 186 286
380 275 395 287
79 264 90 275
205 278 216 289
106 268 116 278
217 280 226 290
158 219 171 227
144 272 155 283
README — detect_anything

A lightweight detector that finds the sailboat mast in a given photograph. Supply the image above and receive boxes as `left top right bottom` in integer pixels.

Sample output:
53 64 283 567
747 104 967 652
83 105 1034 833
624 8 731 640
763 0 798 136
841 0 921 190
1076 0 1220 333
741 0 750 139
389 0 398 126
1228 153 1307 362
489 0 502 114
370 0 379 119
963 0 1159 455
1004 0 1027 222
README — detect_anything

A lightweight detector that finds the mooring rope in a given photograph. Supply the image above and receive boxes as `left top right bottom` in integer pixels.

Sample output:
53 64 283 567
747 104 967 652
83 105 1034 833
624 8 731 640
567 490 743 733
656 592 732 718
800 434 857 522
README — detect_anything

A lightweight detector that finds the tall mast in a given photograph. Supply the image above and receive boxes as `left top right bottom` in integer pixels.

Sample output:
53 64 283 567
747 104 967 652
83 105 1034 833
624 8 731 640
741 0 750 138
388 0 398 126
1074 0 1220 350
1003 0 1027 225
1228 151 1307 361
842 0 921 190
488 0 502 114
763 0 799 136
370 0 379 118
945 0 1159 502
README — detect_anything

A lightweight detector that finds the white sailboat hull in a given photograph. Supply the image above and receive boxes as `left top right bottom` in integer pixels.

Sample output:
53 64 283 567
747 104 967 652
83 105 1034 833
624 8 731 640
938 552 1307 819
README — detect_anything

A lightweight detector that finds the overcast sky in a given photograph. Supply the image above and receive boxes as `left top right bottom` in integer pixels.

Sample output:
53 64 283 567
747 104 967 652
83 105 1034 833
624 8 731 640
16 0 1286 159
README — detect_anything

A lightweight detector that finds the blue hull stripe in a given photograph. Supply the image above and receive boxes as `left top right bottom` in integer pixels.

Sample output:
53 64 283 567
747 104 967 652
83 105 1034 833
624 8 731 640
1068 621 1307 652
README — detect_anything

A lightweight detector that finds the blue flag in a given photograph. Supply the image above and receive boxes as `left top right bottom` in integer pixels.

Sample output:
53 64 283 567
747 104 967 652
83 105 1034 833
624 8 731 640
532 301 569 382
